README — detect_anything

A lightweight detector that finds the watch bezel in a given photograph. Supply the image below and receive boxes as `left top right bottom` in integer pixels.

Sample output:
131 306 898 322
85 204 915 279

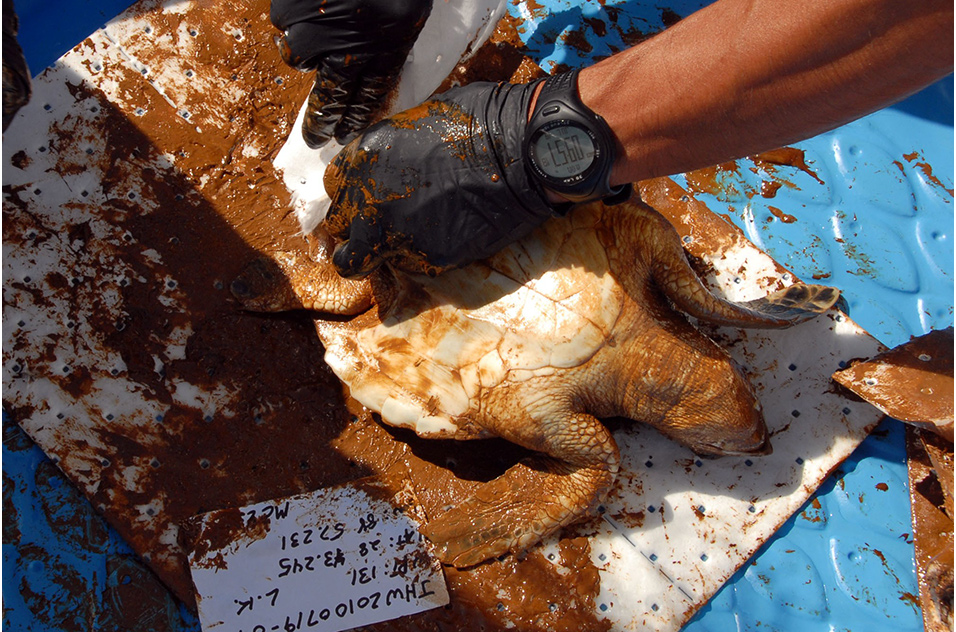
526 118 605 188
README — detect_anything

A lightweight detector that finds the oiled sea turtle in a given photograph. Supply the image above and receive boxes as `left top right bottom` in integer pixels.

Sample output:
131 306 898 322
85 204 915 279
232 197 840 567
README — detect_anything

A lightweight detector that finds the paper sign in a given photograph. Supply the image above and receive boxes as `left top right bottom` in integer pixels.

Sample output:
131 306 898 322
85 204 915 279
187 478 449 632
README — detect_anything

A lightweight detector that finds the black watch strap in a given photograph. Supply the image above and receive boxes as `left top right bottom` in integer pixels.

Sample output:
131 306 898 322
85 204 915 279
537 68 579 104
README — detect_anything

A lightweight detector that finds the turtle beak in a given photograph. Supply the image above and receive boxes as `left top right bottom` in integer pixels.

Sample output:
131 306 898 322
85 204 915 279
744 434 773 456
696 425 773 457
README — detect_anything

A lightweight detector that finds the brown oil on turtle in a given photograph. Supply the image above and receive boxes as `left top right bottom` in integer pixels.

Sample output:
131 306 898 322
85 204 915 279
231 195 841 568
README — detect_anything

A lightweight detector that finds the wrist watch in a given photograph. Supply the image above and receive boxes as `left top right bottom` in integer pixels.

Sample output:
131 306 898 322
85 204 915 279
524 68 632 214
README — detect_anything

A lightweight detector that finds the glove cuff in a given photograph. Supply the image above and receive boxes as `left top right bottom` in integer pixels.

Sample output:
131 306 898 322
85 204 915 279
485 80 557 221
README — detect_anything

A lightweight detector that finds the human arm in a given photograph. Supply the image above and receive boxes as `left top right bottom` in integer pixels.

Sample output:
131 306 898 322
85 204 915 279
324 0 953 276
574 0 953 187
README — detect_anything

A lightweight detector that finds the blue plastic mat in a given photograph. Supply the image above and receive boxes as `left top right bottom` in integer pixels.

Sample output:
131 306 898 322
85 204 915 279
3 1 953 630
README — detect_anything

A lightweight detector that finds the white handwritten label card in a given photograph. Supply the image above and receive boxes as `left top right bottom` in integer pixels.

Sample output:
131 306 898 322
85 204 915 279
186 478 449 632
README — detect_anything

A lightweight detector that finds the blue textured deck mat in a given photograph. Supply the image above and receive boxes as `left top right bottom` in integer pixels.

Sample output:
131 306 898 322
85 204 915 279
3 0 953 630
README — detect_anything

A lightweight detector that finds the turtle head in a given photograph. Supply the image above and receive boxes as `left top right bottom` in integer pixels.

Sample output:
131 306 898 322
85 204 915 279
646 364 773 458
690 402 772 457
659 403 772 459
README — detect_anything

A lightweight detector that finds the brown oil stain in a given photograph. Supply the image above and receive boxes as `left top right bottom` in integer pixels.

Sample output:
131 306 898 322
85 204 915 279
184 507 272 570
801 497 825 523
903 151 955 198
760 180 783 198
15 544 93 627
584 16 607 38
561 27 594 54
907 426 954 632
438 11 545 91
833 328 954 438
683 161 743 198
610 509 646 529
768 206 798 223
752 147 825 185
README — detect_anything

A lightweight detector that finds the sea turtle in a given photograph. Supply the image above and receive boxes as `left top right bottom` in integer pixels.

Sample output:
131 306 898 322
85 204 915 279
231 196 840 567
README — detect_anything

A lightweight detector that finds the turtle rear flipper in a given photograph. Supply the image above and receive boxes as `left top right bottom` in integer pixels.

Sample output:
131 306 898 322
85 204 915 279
231 251 373 315
612 202 842 329
662 274 843 329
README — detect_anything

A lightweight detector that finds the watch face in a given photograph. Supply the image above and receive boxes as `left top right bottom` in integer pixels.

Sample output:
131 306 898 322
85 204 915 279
531 124 596 180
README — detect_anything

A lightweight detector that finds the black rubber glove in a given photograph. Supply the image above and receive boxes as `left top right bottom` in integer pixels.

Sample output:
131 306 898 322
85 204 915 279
3 0 31 133
323 79 559 278
270 0 432 148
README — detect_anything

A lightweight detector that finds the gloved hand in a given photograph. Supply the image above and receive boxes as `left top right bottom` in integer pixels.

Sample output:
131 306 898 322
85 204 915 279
322 79 560 278
3 0 31 133
270 0 432 148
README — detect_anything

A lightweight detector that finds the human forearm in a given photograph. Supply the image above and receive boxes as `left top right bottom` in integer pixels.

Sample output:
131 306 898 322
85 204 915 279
577 0 953 184
319 0 952 277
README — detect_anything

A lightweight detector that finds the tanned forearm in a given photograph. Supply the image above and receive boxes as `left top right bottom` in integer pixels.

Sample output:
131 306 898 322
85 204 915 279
574 0 953 185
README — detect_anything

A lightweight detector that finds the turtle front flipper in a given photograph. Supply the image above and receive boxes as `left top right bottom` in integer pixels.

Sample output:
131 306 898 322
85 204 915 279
422 412 619 567
734 283 846 322
231 251 373 315
661 270 843 329
633 204 841 327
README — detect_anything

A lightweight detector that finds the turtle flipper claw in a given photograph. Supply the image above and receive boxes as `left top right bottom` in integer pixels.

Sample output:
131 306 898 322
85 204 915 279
231 251 374 315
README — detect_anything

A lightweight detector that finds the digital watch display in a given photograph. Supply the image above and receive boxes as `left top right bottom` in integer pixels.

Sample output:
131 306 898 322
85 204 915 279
523 69 630 213
530 123 596 179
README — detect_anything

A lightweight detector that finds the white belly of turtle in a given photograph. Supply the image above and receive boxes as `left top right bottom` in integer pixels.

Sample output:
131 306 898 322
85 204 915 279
318 206 623 438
